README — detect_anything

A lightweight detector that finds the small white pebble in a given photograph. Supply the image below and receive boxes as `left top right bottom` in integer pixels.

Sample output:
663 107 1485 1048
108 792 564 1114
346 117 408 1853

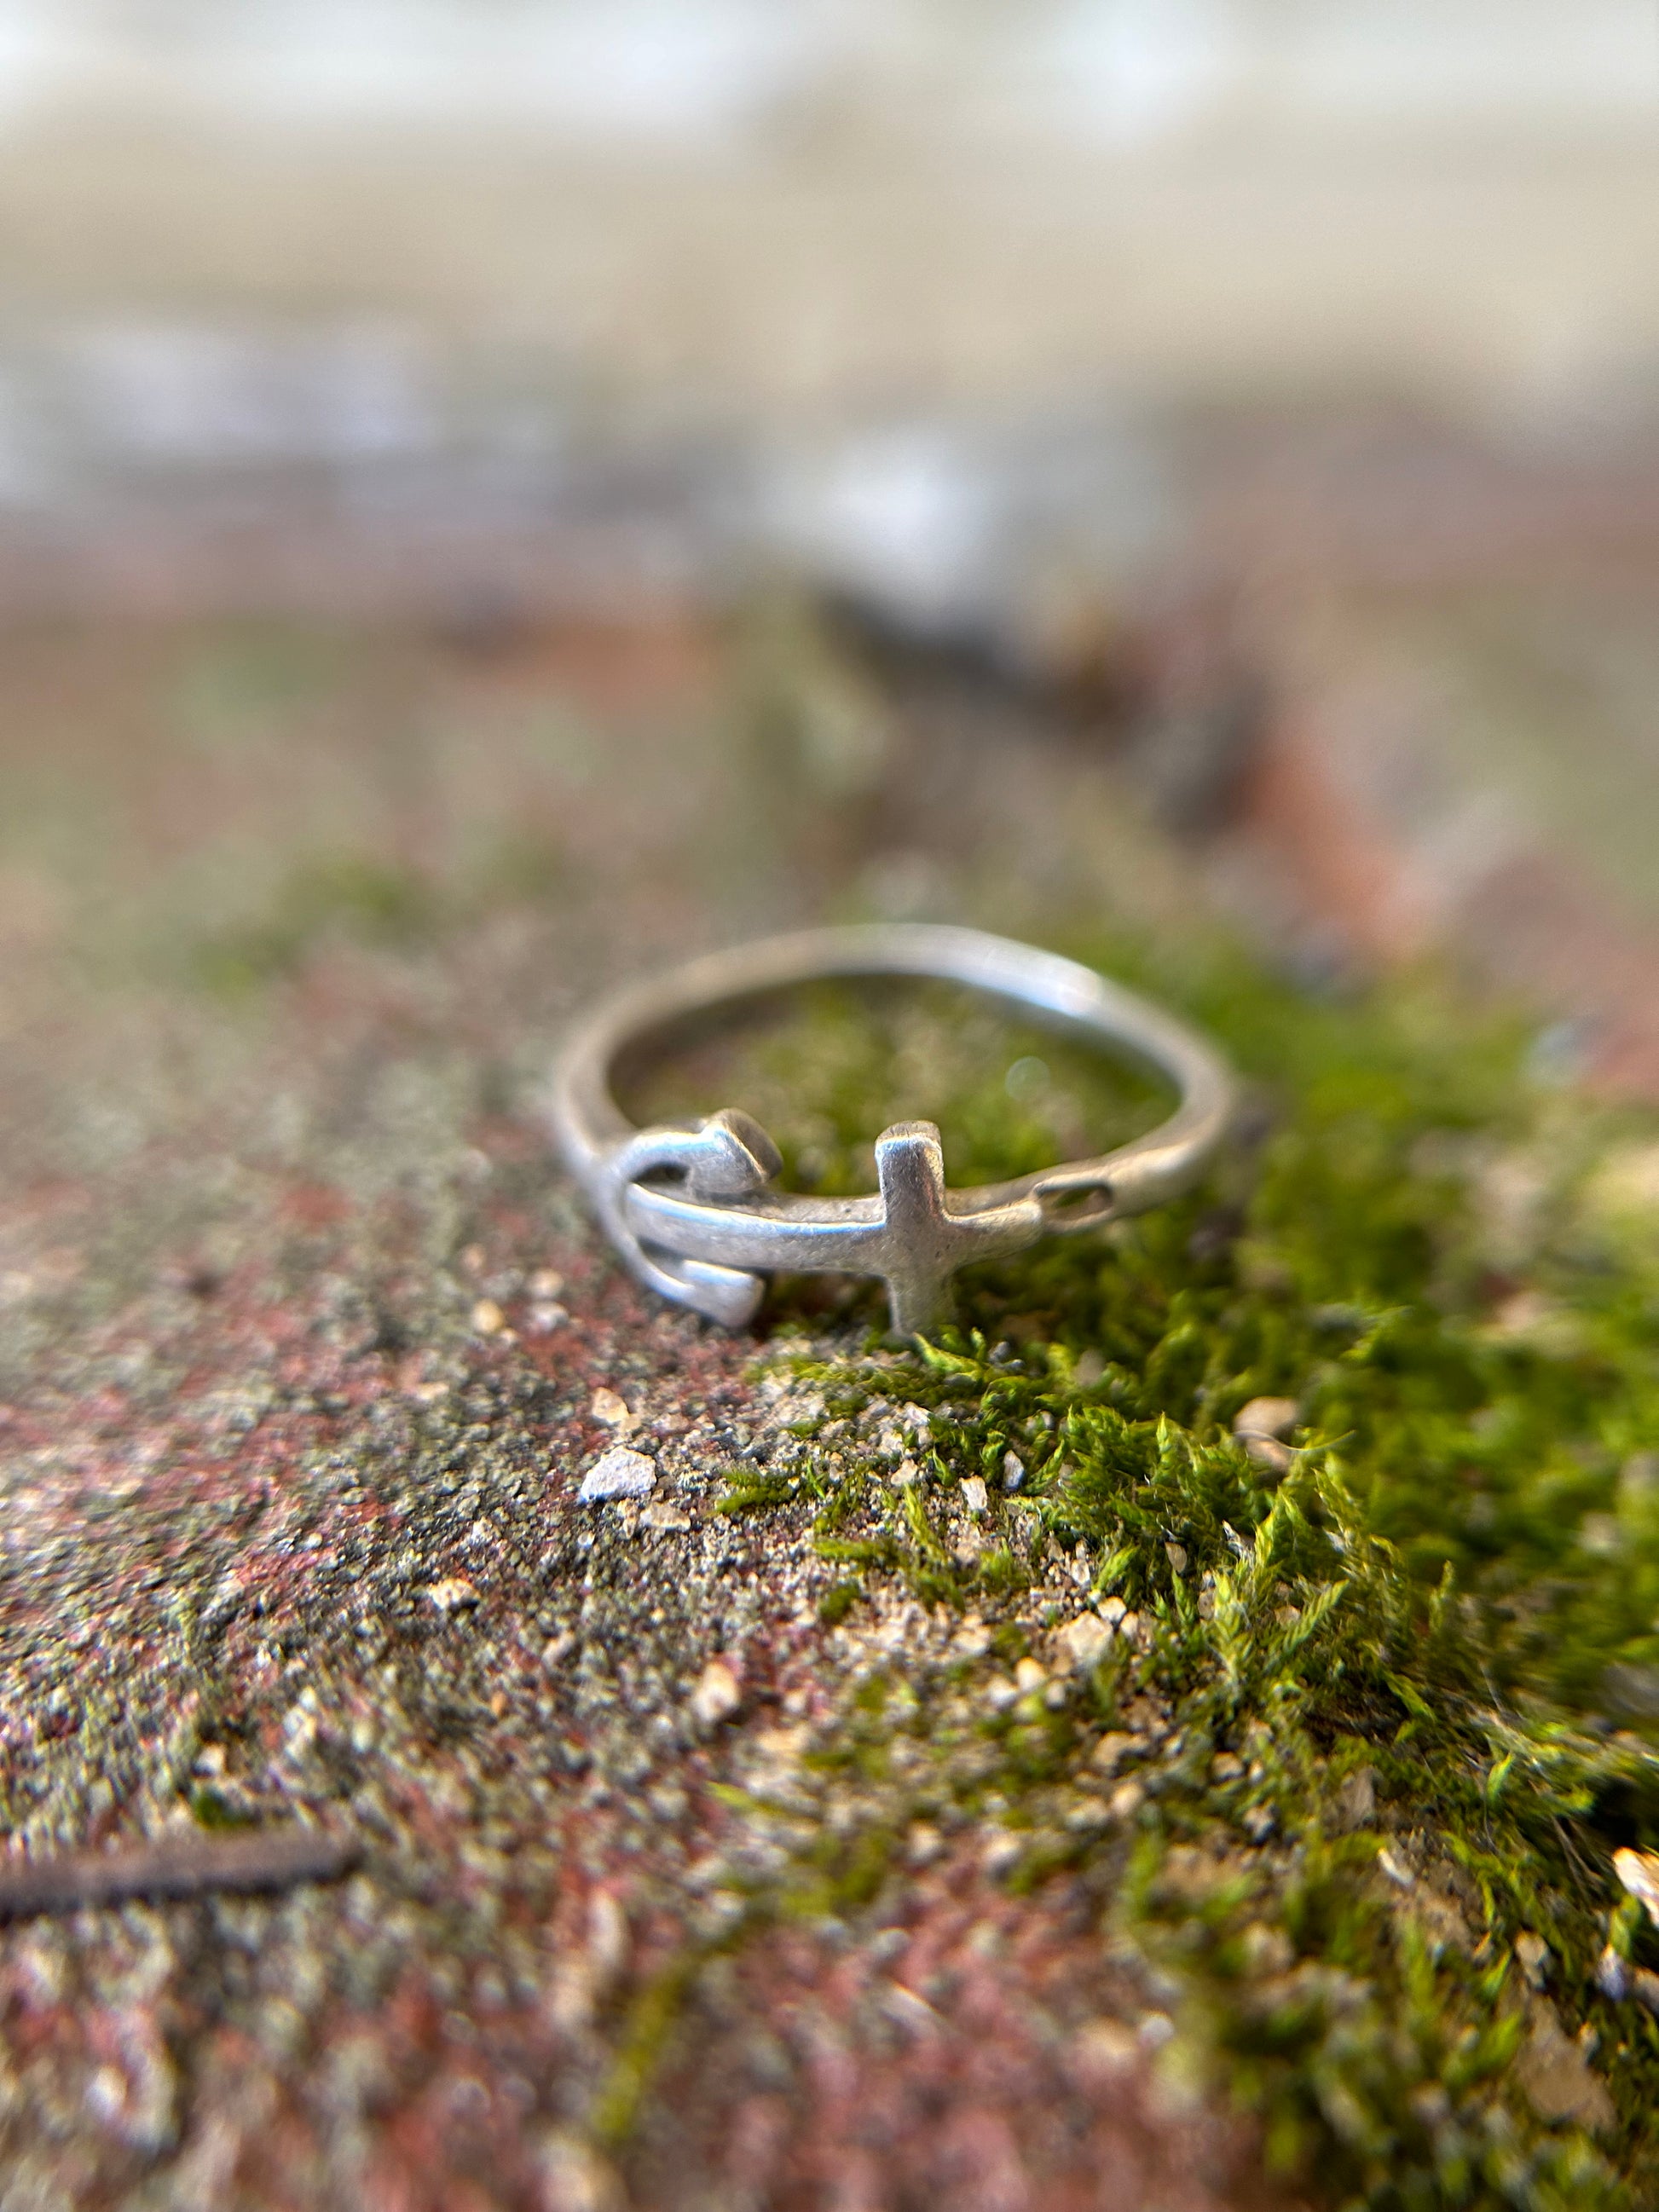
1245 1436 1293 1475
579 1447 656 1502
1002 1451 1025 1491
470 1298 505 1336
890 1457 921 1487
1614 1846 1659 1925
1055 1613 1114 1671
590 1387 636 1431
1109 1779 1146 1821
690 1658 742 1727
425 1577 479 1614
527 1302 568 1333
980 1833 1023 1880
1074 2017 1136 2073
641 1503 692 1532
1014 1656 1047 1693
1136 2010 1175 2049
1377 1845 1414 1889
529 1268 565 1298
1515 1932 1550 1989
1098 1595 1127 1626
961 1476 989 1516
1240 1922 1293 1976
1090 1731 1139 1776
1597 1944 1630 2001
85 2066 126 2124
1234 1396 1298 1442
1165 1541 1188 1572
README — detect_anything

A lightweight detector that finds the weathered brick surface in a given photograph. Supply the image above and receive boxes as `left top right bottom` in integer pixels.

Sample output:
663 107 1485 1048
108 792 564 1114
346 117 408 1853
0 612 1290 2209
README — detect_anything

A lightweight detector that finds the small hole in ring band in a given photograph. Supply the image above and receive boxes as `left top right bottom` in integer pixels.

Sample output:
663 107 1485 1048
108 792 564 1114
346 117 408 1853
1036 1180 1114 1231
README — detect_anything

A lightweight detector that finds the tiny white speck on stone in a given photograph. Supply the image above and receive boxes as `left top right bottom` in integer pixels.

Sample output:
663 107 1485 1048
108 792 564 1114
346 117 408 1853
579 1447 656 1502
961 1476 989 1516
690 1657 742 1727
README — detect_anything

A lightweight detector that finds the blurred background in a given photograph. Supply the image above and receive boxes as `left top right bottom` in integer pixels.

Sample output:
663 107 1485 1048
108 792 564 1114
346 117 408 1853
4 0 1659 1156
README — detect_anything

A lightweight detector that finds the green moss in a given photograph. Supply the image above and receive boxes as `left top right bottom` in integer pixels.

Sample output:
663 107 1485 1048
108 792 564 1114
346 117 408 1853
192 852 442 993
704 931 1659 2208
592 1941 718 2150
188 1785 257 1831
171 625 349 754
188 830 575 996
817 1580 864 1626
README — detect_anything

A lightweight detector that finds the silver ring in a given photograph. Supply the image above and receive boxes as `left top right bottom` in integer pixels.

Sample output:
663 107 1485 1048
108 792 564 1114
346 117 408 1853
551 924 1235 1337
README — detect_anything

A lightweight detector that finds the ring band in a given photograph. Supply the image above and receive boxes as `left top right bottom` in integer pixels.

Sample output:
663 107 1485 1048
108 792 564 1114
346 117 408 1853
551 924 1235 1335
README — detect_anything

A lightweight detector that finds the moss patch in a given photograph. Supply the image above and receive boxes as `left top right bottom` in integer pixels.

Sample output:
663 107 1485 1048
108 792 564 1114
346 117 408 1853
676 933 1659 2209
